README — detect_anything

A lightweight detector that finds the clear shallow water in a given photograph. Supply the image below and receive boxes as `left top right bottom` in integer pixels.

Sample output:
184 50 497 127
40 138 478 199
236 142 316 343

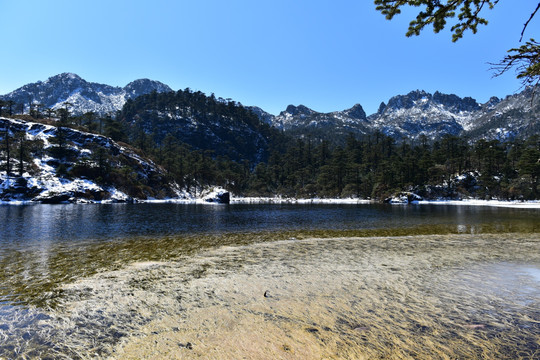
0 203 538 358
0 203 538 306
114 235 540 359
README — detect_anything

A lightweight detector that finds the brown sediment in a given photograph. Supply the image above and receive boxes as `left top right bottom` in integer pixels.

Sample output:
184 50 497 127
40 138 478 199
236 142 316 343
51 233 539 359
1 222 538 309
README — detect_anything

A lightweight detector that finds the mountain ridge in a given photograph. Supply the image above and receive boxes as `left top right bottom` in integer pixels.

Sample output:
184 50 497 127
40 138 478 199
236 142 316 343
1 73 538 141
263 88 537 141
0 73 172 116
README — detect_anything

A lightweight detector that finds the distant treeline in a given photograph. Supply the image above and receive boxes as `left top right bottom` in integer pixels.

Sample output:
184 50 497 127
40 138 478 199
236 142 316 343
249 133 539 200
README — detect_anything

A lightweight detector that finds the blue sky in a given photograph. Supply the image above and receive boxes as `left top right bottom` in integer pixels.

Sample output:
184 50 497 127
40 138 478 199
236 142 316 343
0 1 537 115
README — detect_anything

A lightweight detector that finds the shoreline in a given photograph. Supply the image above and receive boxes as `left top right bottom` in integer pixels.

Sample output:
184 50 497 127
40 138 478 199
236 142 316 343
1 197 540 208
416 199 540 208
231 197 540 208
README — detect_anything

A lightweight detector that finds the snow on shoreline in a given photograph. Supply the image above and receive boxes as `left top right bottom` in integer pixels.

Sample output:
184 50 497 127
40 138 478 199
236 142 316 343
235 197 540 208
229 197 372 205
1 196 539 208
416 199 540 209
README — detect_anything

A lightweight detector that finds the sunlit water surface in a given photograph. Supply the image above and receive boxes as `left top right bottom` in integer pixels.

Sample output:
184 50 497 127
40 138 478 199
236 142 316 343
0 203 538 358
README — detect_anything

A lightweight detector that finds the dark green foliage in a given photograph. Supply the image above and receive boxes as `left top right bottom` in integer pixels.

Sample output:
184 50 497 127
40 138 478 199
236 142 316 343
3 123 11 176
48 126 76 161
117 89 286 163
243 132 540 200
15 131 28 177
0 123 43 178
517 136 540 198
493 39 540 88
103 117 127 142
374 0 498 41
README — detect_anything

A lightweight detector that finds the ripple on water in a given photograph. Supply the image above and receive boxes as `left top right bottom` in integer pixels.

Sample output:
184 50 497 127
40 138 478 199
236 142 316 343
0 233 536 359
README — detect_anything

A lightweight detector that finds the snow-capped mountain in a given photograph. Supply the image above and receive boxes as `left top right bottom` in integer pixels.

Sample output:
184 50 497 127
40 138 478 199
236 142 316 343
0 73 172 116
267 103 371 141
369 90 488 139
255 88 538 141
2 74 538 142
372 88 538 140
245 106 275 126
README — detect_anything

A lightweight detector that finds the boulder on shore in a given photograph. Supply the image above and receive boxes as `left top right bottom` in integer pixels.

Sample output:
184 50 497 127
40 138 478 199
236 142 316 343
202 187 230 204
384 192 423 204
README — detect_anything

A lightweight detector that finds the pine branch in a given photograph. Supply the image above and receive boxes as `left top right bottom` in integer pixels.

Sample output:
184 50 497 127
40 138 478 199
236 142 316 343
520 2 540 42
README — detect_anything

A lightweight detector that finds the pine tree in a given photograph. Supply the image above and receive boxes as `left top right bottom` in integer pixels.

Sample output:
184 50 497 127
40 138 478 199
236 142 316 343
15 131 27 177
4 123 11 177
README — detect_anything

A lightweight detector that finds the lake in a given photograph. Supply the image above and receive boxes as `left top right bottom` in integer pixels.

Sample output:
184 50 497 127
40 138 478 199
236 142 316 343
2 202 539 242
0 203 538 358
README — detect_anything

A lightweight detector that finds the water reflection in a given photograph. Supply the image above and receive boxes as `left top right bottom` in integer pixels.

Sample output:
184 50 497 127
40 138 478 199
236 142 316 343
0 204 537 308
1 203 539 246
523 266 540 282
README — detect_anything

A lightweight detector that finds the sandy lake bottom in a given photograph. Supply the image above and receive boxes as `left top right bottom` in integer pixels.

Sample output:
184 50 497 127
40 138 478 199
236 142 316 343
1 232 539 359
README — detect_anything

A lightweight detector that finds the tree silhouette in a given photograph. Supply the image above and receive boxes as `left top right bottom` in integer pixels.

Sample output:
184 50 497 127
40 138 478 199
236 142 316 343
374 0 540 88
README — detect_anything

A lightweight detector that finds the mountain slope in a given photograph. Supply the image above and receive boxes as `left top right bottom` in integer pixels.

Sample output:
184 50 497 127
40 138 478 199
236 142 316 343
466 87 540 141
118 90 286 163
2 74 538 143
0 116 187 202
0 73 172 116
369 90 487 140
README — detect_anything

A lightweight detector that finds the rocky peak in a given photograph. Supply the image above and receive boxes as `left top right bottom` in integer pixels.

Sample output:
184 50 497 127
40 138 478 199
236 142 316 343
377 102 387 115
284 104 313 116
487 96 501 106
246 106 274 125
383 89 482 114
479 96 502 111
48 72 84 83
343 103 367 120
386 90 431 110
124 79 172 97
0 73 172 116
432 91 480 112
